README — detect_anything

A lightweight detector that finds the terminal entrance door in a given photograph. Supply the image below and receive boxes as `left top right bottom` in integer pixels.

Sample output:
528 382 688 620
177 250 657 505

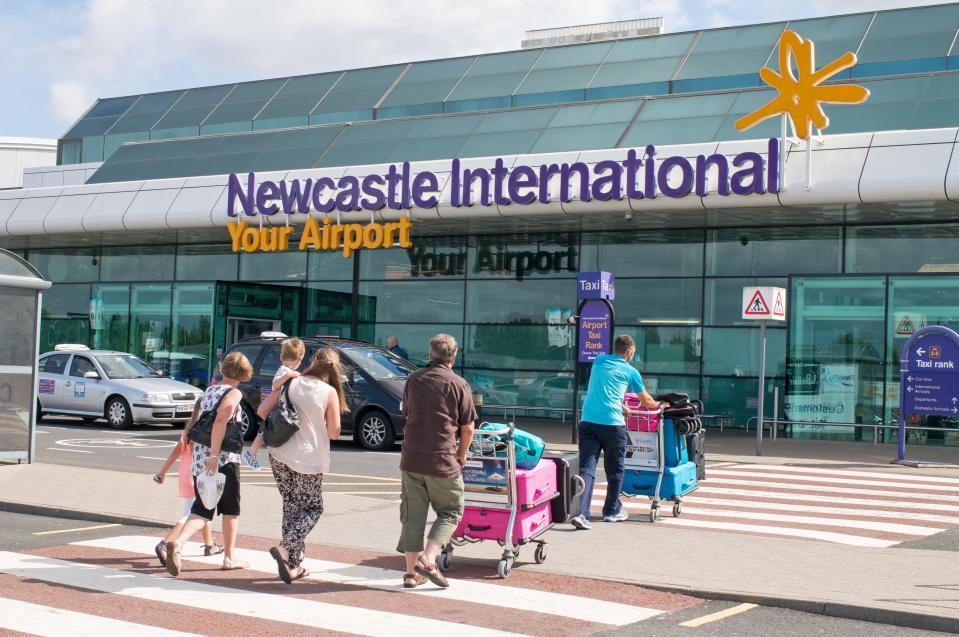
226 317 282 347
211 282 302 367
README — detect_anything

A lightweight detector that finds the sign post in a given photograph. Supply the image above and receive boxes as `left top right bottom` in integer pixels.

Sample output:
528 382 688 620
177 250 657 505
742 286 787 455
897 325 959 464
572 272 615 443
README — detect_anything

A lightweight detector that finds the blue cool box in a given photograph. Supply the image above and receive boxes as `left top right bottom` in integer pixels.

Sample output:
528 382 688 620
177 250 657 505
478 424 545 470
622 461 698 500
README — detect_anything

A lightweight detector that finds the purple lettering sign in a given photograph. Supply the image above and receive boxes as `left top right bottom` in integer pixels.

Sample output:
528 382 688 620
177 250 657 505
226 138 781 217
578 271 615 300
578 299 612 363
901 332 959 417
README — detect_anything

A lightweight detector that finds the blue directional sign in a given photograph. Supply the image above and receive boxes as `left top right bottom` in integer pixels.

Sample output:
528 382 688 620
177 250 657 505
901 332 959 416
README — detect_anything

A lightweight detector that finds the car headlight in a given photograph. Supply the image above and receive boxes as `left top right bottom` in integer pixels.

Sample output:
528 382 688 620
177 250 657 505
141 393 171 403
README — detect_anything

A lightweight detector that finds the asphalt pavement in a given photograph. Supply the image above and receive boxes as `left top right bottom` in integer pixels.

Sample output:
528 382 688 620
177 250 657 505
0 509 952 637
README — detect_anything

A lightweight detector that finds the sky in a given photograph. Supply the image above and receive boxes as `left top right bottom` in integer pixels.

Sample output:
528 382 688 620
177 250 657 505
0 0 953 139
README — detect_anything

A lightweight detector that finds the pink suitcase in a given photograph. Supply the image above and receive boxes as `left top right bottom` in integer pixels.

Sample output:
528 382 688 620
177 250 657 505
514 459 557 506
624 393 659 432
455 501 552 545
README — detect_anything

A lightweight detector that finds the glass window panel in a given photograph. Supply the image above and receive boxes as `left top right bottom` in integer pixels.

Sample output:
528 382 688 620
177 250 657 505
858 4 959 64
590 32 695 87
38 284 90 353
307 250 355 281
60 141 82 164
619 93 737 146
357 280 464 323
201 78 286 130
380 57 475 107
676 23 784 79
703 326 786 376
310 65 406 121
0 288 38 454
239 249 306 281
614 278 702 325
176 244 238 281
467 234 578 280
580 229 703 277
360 237 466 280
129 284 172 368
169 283 213 385
846 224 959 273
446 50 541 102
305 322 351 338
108 91 184 135
100 246 174 281
306 281 354 323
616 325 702 374
103 132 149 159
91 284 130 352
515 42 614 95
357 323 463 367
464 369 576 415
789 276 886 428
151 84 235 134
715 89 780 140
82 136 104 163
530 100 639 153
641 374 701 399
704 277 787 326
821 76 927 134
63 96 139 138
254 72 342 127
466 279 575 324
706 227 841 276
29 248 100 283
777 14 872 68
465 324 573 371
703 376 785 426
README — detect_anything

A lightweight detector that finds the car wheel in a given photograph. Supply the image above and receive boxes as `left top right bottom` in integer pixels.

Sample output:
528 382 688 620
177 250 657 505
36 400 44 423
237 402 257 441
356 410 395 451
105 397 133 429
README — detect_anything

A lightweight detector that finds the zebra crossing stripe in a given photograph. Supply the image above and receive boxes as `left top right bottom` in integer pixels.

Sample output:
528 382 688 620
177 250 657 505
700 477 959 502
0 597 201 637
694 486 959 512
707 469 959 492
732 464 959 485
0 551 529 637
74 535 661 627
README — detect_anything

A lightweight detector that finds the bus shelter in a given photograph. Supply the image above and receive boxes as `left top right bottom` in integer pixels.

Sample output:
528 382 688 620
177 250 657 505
0 249 50 463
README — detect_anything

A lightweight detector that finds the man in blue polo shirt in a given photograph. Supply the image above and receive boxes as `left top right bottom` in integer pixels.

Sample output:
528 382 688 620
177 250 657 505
571 334 662 529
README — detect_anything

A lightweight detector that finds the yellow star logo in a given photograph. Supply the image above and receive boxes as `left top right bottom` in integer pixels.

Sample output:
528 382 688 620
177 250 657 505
735 30 870 140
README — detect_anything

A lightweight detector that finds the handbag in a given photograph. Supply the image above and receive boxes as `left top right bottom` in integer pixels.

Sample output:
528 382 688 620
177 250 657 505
188 388 243 453
262 380 300 448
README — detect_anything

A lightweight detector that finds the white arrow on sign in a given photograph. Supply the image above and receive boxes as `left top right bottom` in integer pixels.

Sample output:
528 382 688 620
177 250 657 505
917 347 927 356
908 375 914 382
953 397 957 405
953 407 958 414
907 386 914 392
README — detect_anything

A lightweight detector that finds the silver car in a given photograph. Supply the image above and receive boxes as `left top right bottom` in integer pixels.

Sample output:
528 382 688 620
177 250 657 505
37 346 203 429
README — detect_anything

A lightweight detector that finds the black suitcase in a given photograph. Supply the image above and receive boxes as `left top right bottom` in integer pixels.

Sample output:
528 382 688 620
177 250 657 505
686 429 706 481
543 451 583 524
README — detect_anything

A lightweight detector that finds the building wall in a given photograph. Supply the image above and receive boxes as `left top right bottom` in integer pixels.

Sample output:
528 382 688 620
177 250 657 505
0 138 56 188
21 221 959 447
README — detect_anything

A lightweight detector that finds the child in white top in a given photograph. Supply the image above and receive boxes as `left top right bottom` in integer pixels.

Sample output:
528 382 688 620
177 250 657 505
244 337 304 469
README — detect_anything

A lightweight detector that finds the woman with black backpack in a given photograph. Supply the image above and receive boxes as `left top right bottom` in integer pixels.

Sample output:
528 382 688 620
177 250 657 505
256 348 347 583
164 351 253 576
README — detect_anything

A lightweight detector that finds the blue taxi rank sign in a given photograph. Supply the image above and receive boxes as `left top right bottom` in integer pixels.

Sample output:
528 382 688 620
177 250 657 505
898 325 959 462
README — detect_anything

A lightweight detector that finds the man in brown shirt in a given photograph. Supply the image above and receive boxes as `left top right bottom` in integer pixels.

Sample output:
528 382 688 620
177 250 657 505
397 333 476 588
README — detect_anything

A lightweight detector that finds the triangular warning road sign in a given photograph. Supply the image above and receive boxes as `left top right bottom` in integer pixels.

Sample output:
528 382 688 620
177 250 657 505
772 291 785 317
745 289 769 315
895 315 916 336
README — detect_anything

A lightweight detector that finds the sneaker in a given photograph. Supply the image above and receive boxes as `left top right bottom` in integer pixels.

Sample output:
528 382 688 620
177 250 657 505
603 510 630 523
570 515 592 530
243 450 260 470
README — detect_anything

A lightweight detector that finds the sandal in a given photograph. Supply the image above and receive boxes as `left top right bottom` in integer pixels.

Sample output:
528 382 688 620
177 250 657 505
269 546 293 584
154 541 167 567
414 557 450 588
221 558 249 571
203 543 224 556
164 542 181 577
403 572 426 588
291 566 310 581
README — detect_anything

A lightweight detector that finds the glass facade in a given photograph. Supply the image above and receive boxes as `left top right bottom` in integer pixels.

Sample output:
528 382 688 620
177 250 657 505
23 222 959 445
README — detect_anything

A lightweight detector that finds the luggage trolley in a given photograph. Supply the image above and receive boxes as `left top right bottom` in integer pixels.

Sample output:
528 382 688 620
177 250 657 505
439 422 553 579
621 405 697 522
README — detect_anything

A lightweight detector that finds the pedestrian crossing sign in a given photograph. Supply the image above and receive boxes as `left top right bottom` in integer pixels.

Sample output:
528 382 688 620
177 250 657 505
742 286 787 321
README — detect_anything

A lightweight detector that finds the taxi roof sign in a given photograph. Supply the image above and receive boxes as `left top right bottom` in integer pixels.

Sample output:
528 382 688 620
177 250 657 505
742 287 787 321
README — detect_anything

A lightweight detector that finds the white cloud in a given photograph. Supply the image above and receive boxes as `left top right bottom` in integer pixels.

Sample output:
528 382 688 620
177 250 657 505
48 80 93 122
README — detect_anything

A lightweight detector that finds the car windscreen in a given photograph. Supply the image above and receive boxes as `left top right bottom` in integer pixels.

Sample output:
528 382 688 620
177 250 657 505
340 346 416 380
95 354 161 379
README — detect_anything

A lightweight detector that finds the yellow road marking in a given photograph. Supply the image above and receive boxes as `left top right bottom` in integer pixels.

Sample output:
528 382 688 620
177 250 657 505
33 523 122 536
679 603 759 627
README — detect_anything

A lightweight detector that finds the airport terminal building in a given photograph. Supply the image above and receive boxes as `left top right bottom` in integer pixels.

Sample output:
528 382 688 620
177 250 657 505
5 3 959 446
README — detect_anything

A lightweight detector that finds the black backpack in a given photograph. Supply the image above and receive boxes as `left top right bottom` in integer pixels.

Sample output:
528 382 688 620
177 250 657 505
657 392 703 436
188 388 243 453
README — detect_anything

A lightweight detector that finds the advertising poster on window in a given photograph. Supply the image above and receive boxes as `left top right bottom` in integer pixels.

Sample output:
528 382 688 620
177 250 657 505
786 364 858 434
